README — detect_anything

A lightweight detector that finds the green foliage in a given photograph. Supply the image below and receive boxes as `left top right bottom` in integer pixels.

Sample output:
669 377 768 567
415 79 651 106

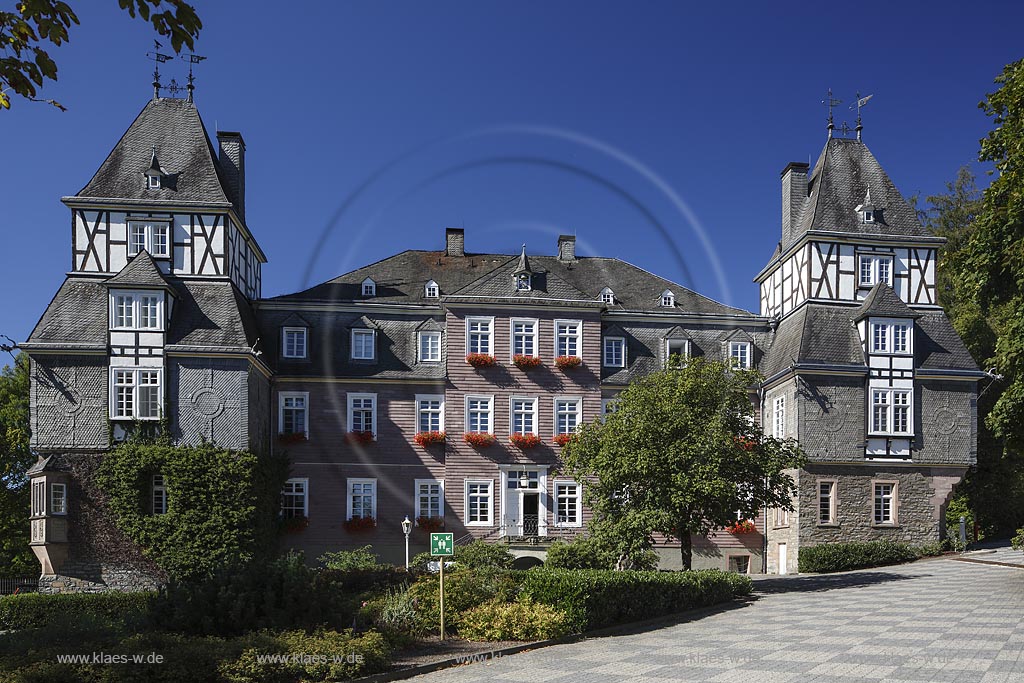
562 357 805 569
455 540 515 569
916 541 944 557
797 540 921 573
944 495 983 551
219 629 391 683
545 534 656 571
458 597 570 642
362 585 417 645
0 590 154 630
406 569 518 634
319 545 380 571
95 441 287 582
518 568 750 633
0 1 202 111
1012 528 1024 551
0 353 34 576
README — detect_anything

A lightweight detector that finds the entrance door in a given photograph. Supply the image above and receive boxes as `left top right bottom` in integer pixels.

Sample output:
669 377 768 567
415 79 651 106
778 543 788 575
521 492 540 537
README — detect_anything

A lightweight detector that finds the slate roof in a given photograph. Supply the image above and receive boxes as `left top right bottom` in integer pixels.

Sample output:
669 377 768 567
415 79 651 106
916 311 979 372
759 304 866 378
782 137 930 253
74 98 232 206
446 255 599 306
104 252 171 290
853 283 921 320
270 250 753 317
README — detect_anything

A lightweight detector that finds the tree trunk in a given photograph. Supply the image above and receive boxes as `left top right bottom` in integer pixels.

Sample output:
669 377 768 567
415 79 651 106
679 531 692 571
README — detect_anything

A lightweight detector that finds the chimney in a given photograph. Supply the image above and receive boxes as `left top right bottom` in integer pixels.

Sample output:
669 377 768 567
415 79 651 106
445 227 465 257
557 234 576 262
217 131 246 222
780 162 809 245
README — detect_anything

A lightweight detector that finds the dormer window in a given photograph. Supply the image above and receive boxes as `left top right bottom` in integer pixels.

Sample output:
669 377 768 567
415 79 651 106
147 175 162 190
600 287 614 305
515 272 532 291
855 189 876 225
424 280 439 298
861 209 874 224
361 278 376 297
660 290 675 308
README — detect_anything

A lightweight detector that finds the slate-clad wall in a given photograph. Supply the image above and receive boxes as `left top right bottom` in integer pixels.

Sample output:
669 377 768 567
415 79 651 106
794 375 867 462
915 379 977 466
170 356 251 449
30 355 109 451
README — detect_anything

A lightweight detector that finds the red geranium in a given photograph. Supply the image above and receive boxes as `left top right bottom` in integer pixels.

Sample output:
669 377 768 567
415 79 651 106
512 354 543 370
734 435 757 451
726 520 756 534
509 433 542 449
347 430 375 445
554 355 582 370
466 353 497 368
343 516 376 532
414 431 446 447
463 432 496 448
277 432 307 444
416 516 445 532
553 433 575 447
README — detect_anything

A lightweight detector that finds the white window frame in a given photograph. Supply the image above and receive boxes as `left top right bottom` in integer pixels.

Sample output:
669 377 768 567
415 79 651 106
424 280 439 298
603 336 626 368
554 319 582 358
509 396 539 435
554 480 583 528
278 391 309 436
515 272 532 291
665 338 689 366
818 479 837 525
282 478 309 518
554 396 582 436
728 341 751 369
599 287 614 305
772 395 786 438
147 174 162 190
873 481 898 526
466 316 494 356
871 388 913 435
600 397 619 416
110 290 164 331
127 220 170 257
282 327 308 359
347 392 377 437
50 483 67 516
510 318 539 359
31 480 45 516
464 479 493 526
660 289 675 307
858 254 894 287
350 329 376 360
347 478 377 520
361 278 376 297
774 506 789 528
152 474 168 515
465 394 494 434
110 368 162 420
727 555 752 574
415 478 444 520
417 330 442 363
415 394 444 433
870 318 913 355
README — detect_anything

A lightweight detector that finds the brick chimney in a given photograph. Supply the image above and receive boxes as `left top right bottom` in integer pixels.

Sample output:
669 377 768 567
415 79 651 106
445 228 465 257
780 162 809 247
557 234 576 262
217 131 246 222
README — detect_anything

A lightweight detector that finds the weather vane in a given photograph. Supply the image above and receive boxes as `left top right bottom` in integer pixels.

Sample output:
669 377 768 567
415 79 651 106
822 88 842 138
146 40 173 99
851 92 873 140
182 53 207 102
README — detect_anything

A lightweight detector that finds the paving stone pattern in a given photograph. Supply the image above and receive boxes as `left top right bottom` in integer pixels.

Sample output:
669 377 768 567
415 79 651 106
407 557 1024 682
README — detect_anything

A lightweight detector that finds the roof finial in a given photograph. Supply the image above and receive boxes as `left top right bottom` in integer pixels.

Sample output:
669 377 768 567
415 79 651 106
852 93 873 141
822 88 842 139
146 40 172 99
182 53 206 103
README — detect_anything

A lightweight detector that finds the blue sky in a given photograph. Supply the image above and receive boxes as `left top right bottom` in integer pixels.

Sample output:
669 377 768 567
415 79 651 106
2 1 1021 346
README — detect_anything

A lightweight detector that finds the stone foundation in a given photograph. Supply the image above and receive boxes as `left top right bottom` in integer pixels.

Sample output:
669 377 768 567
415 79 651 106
37 561 164 594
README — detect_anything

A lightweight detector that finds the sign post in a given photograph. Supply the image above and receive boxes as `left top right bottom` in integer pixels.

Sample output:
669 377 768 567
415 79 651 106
430 532 454 640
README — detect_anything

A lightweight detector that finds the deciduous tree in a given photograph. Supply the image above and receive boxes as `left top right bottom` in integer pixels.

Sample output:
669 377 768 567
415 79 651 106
0 353 35 576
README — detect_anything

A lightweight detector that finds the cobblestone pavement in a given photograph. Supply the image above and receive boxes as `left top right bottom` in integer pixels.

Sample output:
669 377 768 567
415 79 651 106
406 557 1024 682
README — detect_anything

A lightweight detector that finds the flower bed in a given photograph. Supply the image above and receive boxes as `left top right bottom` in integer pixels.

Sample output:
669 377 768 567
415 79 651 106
463 432 496 448
466 353 497 368
554 355 582 370
415 516 445 532
347 430 375 445
277 432 307 444
726 520 756 534
414 431 446 447
553 433 574 447
342 516 377 532
509 433 542 449
512 354 543 370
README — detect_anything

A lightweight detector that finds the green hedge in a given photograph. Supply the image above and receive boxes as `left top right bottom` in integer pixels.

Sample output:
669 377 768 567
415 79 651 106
797 540 921 573
458 597 570 642
517 568 751 633
0 590 154 630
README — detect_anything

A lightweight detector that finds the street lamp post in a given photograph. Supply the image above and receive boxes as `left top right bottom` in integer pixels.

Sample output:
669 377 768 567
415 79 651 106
402 515 412 568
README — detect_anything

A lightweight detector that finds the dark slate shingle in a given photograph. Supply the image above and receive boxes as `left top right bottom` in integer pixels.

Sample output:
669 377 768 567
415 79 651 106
853 282 921 320
103 252 170 289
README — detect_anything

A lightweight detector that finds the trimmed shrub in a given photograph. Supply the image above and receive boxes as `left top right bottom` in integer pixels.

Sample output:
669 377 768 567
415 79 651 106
319 545 380 571
517 568 749 633
797 540 919 573
406 569 518 634
220 629 390 683
916 541 944 558
0 590 154 630
459 597 570 642
545 536 657 571
453 540 514 569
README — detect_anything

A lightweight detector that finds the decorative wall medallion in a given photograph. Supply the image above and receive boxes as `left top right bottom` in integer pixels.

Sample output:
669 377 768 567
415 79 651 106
818 406 845 433
191 388 226 419
934 406 958 435
58 386 84 416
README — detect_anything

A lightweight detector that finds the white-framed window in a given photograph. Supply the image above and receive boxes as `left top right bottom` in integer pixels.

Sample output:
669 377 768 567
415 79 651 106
555 319 582 357
603 336 625 367
772 395 786 438
127 220 170 257
818 480 836 525
147 174 162 190
351 329 376 360
665 338 689 365
282 327 308 359
465 395 493 433
466 317 493 355
31 480 45 517
871 389 912 435
599 287 614 305
728 555 751 574
347 478 377 520
858 254 893 287
418 330 441 362
415 479 444 520
281 478 308 518
774 507 789 527
870 319 912 355
278 391 309 436
554 397 581 435
50 483 67 515
511 318 538 358
554 481 582 527
873 482 897 525
348 393 377 436
510 396 538 435
110 291 164 330
515 272 532 291
361 278 376 297
416 394 444 433
660 289 675 307
729 341 751 369
152 474 167 515
601 398 619 416
111 368 162 420
465 479 493 526
424 280 439 298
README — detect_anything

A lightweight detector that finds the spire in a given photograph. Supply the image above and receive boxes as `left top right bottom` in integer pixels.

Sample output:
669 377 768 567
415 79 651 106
823 89 842 139
513 245 532 291
513 244 531 275
146 147 163 176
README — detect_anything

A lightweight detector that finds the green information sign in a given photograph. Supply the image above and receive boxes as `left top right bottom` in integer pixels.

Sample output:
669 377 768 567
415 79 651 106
430 532 454 557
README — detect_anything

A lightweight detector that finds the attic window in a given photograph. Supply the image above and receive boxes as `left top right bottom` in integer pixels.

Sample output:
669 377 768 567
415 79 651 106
660 290 675 308
362 278 376 297
424 280 439 298
515 273 532 292
147 175 162 190
600 287 614 305
861 210 874 224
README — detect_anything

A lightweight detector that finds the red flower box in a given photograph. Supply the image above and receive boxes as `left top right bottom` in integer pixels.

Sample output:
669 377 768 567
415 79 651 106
509 433 542 449
416 515 445 532
554 355 582 370
343 516 377 532
277 432 307 444
466 353 497 368
553 433 575 447
280 514 309 533
463 432 496 448
726 520 756 534
414 431 446 447
512 354 543 370
347 430 375 445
